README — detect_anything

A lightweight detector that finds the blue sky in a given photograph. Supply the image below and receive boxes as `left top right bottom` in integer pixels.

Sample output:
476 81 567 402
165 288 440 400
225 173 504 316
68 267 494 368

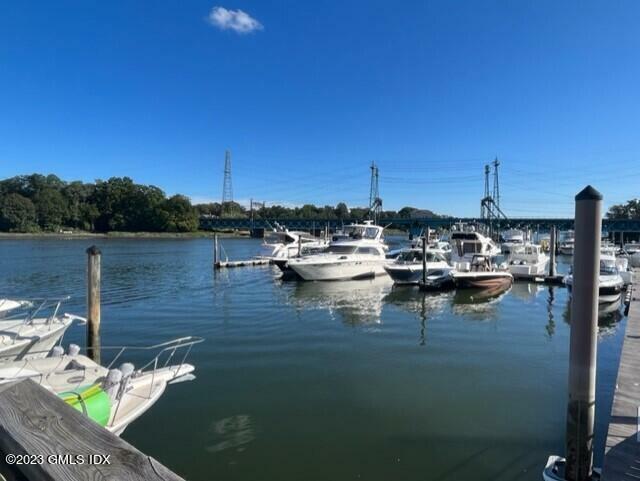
1 0 639 217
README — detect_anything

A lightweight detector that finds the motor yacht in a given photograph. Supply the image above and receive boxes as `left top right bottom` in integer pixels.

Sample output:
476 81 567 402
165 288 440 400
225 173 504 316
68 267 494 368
500 229 525 255
449 230 501 271
259 229 327 260
383 249 452 285
0 337 202 435
564 253 624 304
508 243 550 278
452 254 513 289
558 230 575 255
287 222 388 281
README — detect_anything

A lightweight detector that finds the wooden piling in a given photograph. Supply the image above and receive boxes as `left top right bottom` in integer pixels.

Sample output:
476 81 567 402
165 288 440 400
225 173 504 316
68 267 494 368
86 245 101 364
565 185 602 481
214 234 219 266
422 234 427 285
549 226 557 277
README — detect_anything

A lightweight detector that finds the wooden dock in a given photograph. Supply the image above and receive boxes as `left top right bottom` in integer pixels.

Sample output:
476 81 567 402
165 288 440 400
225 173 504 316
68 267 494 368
602 269 640 480
0 379 185 481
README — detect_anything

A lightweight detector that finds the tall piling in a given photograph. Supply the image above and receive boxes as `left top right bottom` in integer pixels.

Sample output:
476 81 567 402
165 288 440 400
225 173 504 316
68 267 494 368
213 234 219 266
565 185 602 481
422 234 427 285
86 245 101 364
549 226 557 277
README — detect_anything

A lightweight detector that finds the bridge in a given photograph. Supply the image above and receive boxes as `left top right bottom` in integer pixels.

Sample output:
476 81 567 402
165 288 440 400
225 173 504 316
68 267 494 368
200 216 640 237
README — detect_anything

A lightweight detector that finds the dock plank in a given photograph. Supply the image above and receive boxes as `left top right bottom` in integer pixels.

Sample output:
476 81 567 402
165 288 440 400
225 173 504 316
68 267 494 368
0 379 185 481
603 269 640 480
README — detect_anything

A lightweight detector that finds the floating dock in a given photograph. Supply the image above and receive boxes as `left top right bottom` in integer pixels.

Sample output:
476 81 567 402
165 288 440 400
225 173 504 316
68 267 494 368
214 258 271 269
0 379 185 481
602 268 640 480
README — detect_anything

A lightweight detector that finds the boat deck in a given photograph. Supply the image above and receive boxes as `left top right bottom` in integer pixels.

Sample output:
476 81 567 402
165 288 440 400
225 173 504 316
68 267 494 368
602 268 640 480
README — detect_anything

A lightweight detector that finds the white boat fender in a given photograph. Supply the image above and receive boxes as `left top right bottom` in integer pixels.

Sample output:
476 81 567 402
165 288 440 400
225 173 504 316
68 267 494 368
103 369 123 400
50 346 64 358
117 363 135 399
68 344 80 357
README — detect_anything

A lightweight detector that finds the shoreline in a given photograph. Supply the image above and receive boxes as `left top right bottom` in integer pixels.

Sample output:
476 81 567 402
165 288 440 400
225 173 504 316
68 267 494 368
0 230 251 240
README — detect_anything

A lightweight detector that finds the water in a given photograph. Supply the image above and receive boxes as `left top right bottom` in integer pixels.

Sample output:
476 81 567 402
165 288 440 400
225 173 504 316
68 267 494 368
0 238 626 481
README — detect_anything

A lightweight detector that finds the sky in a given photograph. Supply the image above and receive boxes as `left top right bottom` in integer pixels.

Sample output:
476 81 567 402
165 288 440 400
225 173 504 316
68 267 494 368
1 0 640 217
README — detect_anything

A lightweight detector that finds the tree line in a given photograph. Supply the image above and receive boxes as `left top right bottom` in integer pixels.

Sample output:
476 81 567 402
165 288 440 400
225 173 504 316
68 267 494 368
0 174 199 232
0 174 441 233
607 199 640 219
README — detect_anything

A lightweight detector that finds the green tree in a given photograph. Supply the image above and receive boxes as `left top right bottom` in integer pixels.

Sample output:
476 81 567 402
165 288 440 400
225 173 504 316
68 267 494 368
334 202 349 219
33 189 68 230
163 195 199 232
607 199 640 219
0 193 38 231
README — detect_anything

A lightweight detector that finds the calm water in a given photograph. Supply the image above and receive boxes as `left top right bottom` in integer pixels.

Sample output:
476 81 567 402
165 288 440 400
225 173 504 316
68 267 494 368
0 238 626 481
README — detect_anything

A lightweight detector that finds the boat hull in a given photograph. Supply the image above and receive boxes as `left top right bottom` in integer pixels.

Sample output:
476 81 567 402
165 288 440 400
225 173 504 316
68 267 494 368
289 260 387 281
453 272 513 289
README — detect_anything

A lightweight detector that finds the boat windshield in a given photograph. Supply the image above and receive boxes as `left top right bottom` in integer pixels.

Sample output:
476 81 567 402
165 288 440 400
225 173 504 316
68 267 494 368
343 226 380 240
600 260 618 275
398 251 441 263
325 245 357 255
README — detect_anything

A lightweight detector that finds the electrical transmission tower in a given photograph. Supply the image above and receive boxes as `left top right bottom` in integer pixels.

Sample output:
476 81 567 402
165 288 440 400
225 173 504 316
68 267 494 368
368 162 382 223
221 150 233 214
480 158 507 238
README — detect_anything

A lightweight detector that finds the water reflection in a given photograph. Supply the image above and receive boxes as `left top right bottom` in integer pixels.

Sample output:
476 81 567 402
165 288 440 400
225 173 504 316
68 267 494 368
451 284 511 319
546 286 556 338
563 297 624 331
286 277 394 325
510 282 545 302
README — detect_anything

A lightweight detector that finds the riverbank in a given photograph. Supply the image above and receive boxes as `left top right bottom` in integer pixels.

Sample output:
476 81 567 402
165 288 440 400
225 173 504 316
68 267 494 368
0 230 251 240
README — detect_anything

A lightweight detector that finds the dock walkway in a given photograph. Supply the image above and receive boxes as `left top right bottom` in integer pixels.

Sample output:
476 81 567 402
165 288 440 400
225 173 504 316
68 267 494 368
602 269 640 480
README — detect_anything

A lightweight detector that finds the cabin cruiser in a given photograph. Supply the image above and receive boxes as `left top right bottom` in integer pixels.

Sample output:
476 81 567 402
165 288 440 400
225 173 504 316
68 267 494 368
383 249 452 285
410 238 453 260
558 230 575 255
449 230 501 271
452 255 513 289
500 229 525 255
0 337 202 435
259 229 327 260
507 243 550 278
287 222 388 281
564 253 624 304
0 297 84 362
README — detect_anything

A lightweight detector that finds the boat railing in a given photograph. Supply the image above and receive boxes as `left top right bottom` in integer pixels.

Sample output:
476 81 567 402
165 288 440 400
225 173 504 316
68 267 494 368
4 297 73 340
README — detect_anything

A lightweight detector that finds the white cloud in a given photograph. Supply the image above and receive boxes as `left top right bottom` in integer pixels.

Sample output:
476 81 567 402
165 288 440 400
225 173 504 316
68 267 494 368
207 6 263 34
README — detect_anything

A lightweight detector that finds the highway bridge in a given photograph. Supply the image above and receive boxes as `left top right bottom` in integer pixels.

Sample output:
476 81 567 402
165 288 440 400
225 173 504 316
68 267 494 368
200 216 640 237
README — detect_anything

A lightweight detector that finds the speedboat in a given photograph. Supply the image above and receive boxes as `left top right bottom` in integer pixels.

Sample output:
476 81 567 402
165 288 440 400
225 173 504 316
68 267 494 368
507 243 550 278
558 230 575 255
0 337 202 435
0 299 31 317
500 229 525 255
452 254 513 289
0 297 85 362
623 241 640 255
383 249 452 285
449 230 501 271
564 253 624 304
287 221 388 281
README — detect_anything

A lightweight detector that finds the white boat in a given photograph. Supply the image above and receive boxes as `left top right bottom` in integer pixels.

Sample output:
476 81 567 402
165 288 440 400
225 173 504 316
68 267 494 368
383 249 452 285
559 230 575 255
543 456 601 481
0 337 202 435
631 252 640 268
260 229 327 260
449 230 501 271
452 255 513 289
508 243 550 278
500 229 525 255
0 299 31 316
287 221 388 281
623 241 640 255
0 297 84 362
564 253 624 304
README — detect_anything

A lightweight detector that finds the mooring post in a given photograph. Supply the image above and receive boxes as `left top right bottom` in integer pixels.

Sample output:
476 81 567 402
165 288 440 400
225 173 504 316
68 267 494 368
422 233 427 285
549 226 557 277
298 235 302 257
565 186 602 481
213 234 219 266
86 245 101 364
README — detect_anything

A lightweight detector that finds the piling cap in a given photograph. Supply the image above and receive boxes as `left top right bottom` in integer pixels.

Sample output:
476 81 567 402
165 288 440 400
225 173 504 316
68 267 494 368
575 185 603 201
86 245 101 255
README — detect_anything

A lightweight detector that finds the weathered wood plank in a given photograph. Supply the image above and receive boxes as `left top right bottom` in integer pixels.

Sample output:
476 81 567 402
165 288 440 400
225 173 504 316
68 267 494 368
602 269 640 480
0 379 185 481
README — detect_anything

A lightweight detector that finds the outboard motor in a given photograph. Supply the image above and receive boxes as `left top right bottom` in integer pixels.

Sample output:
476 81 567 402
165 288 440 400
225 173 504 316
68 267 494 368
50 346 64 357
102 369 123 401
68 344 80 357
117 363 135 399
